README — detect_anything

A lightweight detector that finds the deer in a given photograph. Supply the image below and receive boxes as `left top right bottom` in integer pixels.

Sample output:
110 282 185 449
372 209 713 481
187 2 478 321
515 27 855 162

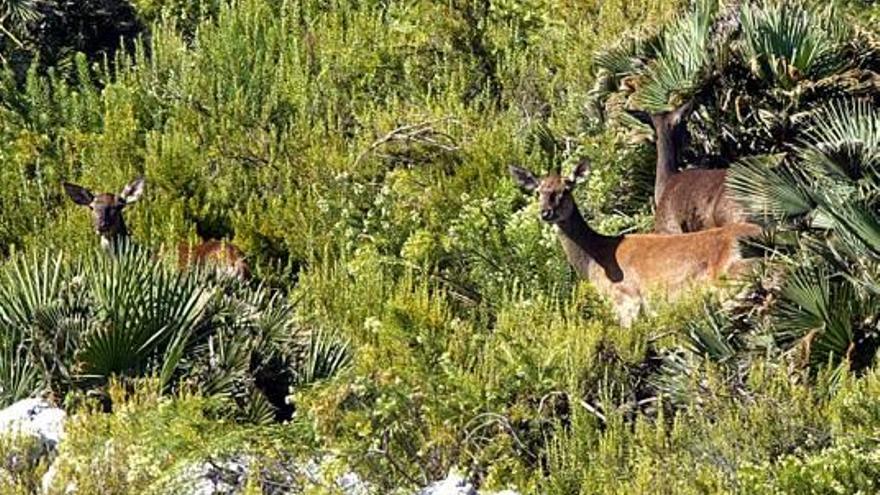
62 177 251 281
509 159 761 326
628 101 745 234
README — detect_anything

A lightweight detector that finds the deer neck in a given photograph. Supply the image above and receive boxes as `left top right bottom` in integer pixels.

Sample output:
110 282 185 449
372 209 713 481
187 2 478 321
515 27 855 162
555 206 621 282
100 220 130 254
654 121 683 203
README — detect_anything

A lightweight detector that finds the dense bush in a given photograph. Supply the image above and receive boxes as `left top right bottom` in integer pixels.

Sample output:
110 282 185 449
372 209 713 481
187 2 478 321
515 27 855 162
1 0 880 493
0 244 351 423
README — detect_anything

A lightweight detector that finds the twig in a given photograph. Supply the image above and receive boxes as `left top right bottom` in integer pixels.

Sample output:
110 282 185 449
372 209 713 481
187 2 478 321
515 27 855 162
353 118 460 167
577 398 607 423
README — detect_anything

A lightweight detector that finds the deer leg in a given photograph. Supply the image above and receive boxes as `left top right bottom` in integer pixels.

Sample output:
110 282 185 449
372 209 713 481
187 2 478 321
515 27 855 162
612 291 643 328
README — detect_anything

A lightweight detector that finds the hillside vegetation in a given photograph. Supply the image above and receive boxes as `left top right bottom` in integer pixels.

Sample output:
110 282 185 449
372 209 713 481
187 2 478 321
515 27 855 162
1 0 880 493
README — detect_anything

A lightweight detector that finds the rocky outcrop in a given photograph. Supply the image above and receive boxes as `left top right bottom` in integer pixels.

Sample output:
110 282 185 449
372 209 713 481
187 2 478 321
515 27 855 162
0 398 66 450
0 398 66 490
417 473 521 495
164 454 370 495
418 473 477 495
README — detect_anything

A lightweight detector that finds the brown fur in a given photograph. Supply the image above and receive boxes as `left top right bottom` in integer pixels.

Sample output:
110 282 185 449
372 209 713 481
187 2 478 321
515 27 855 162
63 178 250 281
510 163 761 326
632 103 746 234
178 240 251 280
655 168 744 234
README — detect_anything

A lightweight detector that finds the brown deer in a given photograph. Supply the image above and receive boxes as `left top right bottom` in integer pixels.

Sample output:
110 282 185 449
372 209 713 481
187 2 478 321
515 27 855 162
628 101 745 234
509 160 760 326
63 178 250 280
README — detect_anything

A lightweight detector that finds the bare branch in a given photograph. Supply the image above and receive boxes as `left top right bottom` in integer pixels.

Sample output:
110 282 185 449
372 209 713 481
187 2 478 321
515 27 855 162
353 118 461 167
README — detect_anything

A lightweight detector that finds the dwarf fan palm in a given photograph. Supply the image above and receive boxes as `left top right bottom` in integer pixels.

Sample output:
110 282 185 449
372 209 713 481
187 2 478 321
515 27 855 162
588 1 878 162
0 251 84 404
79 243 216 387
0 0 40 50
739 1 850 91
633 0 717 112
729 100 880 373
0 243 354 420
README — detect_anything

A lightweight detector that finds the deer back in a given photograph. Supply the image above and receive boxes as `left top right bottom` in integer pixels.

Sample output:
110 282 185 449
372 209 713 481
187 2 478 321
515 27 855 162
177 239 251 281
602 223 759 291
654 169 745 234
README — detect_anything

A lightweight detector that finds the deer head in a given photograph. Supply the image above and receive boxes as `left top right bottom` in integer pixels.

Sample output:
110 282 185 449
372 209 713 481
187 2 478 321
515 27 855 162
626 101 694 204
509 159 591 223
63 177 145 246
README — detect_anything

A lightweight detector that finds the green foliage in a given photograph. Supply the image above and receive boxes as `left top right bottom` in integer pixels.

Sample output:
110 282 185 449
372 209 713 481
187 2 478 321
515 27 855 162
0 0 143 75
0 245 352 422
633 1 717 111
730 100 880 374
40 381 318 495
591 0 880 164
1 0 880 493
739 1 850 90
0 431 48 493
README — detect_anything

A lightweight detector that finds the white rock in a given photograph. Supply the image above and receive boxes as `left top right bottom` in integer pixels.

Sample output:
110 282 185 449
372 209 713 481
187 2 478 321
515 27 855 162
418 472 477 495
416 473 522 495
0 398 66 450
40 461 77 495
336 470 369 495
175 458 249 495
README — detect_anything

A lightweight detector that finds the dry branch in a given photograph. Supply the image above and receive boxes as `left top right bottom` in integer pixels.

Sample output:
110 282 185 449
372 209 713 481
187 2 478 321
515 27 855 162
353 118 461 167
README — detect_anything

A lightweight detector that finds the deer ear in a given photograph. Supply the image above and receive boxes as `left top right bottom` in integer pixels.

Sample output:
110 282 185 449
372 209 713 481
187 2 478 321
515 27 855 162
63 182 94 206
509 165 539 193
567 158 591 187
120 177 145 205
669 100 694 126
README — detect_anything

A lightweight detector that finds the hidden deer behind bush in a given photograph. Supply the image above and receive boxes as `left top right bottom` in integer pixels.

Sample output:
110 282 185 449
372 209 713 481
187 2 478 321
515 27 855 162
510 159 760 325
63 178 250 281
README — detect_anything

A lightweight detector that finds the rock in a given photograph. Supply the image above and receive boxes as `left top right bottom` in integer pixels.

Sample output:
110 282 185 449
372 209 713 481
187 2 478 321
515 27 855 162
0 399 66 492
41 461 77 495
171 457 251 495
166 454 370 495
0 398 66 451
418 472 477 495
416 473 522 495
335 470 369 495
299 456 370 495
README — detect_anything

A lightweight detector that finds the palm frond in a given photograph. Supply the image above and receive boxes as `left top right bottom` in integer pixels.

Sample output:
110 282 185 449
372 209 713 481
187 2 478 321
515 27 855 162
799 99 880 181
239 389 276 425
296 329 351 387
681 305 738 363
0 251 66 335
633 3 716 111
739 2 849 89
79 245 214 381
727 154 814 221
0 340 40 407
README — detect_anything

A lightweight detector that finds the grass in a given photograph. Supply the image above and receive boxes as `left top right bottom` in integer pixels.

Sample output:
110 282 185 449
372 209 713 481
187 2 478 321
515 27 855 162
2 0 880 493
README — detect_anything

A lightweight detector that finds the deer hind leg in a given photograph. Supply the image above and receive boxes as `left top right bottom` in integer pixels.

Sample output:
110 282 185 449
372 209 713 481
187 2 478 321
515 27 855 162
612 291 644 328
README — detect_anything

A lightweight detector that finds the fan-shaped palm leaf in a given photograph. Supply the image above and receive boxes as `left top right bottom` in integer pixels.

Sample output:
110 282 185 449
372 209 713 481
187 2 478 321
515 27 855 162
727 154 814 222
633 2 716 111
0 251 66 335
296 329 351 386
799 99 880 181
0 0 40 44
78 245 215 385
739 1 849 89
0 340 40 407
